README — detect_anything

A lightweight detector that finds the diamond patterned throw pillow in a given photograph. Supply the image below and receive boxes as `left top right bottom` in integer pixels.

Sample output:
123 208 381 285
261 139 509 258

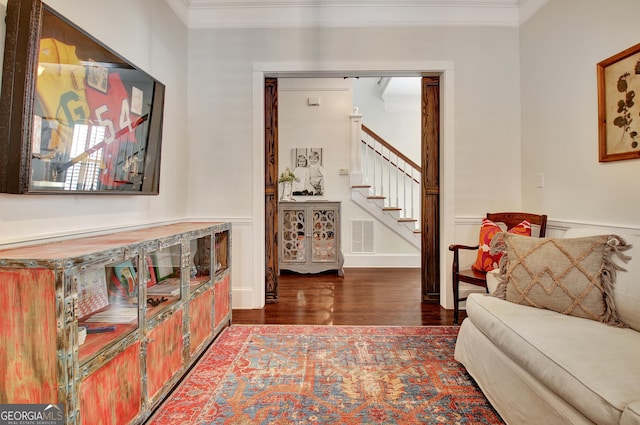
491 233 631 325
472 218 531 272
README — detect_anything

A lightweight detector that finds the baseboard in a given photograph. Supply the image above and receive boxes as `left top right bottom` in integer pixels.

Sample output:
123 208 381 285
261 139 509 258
344 253 420 268
232 287 260 310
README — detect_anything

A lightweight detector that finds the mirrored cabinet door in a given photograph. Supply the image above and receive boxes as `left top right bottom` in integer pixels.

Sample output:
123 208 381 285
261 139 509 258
311 207 337 263
278 201 344 276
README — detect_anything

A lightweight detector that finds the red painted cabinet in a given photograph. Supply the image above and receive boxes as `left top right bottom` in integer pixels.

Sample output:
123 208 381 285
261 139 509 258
79 342 142 425
0 268 59 404
214 274 232 331
146 311 184 401
189 288 214 356
0 222 231 424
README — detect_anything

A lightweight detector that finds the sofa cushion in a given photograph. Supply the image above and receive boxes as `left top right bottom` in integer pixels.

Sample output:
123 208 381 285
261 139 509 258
491 232 630 325
622 401 640 425
472 218 531 272
563 228 640 332
466 293 640 425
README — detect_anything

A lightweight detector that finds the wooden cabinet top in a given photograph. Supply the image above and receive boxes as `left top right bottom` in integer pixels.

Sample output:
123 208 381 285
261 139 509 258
278 200 341 206
0 222 223 262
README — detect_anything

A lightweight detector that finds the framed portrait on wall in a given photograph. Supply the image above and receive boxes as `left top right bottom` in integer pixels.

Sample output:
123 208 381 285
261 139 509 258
291 148 324 195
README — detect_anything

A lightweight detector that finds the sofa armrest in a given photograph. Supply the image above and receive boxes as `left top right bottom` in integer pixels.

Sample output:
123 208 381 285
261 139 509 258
622 401 640 425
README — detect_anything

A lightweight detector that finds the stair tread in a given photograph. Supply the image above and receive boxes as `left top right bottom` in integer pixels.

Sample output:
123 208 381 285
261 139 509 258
351 185 420 247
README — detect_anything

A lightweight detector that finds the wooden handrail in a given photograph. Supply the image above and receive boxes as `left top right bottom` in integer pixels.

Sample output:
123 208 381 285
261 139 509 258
361 124 420 171
362 143 420 185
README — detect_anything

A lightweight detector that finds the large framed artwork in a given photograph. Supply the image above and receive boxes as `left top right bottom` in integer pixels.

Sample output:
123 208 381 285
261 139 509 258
597 42 640 162
0 0 165 194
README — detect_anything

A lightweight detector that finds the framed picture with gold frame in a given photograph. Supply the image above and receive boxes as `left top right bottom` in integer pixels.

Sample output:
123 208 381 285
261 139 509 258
597 42 640 162
0 0 165 194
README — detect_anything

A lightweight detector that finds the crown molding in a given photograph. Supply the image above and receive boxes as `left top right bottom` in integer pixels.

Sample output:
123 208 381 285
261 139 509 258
518 0 548 24
165 0 549 28
165 0 190 26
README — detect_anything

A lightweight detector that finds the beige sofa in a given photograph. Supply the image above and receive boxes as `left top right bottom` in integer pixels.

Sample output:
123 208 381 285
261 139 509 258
454 228 640 425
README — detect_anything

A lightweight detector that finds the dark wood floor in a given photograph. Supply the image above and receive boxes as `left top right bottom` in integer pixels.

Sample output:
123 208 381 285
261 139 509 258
232 268 465 326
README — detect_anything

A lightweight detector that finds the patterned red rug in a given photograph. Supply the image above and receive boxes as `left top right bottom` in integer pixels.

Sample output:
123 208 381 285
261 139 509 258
148 325 504 424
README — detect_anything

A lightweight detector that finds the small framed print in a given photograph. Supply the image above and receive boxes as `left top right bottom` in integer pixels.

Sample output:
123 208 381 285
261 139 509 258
131 86 144 115
112 260 138 300
155 245 180 281
145 255 157 288
86 64 108 93
597 42 640 162
77 268 109 318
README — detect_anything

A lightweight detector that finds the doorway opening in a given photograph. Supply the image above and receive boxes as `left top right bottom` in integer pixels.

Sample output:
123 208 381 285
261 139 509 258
252 61 455 309
263 73 442 304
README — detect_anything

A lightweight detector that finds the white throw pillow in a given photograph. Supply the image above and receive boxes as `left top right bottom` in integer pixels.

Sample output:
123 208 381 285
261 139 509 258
564 228 640 331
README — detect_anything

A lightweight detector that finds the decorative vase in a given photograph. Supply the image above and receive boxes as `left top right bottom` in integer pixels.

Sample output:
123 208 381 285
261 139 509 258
280 181 293 201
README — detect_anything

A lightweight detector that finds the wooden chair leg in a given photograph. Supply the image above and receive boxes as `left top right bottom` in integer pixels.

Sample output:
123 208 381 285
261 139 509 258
453 275 460 325
451 248 460 325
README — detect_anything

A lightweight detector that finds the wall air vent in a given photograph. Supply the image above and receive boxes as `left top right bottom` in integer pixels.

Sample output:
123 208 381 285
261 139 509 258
351 220 374 253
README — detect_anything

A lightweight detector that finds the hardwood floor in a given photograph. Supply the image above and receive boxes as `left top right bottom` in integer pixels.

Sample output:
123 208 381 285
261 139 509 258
232 268 466 326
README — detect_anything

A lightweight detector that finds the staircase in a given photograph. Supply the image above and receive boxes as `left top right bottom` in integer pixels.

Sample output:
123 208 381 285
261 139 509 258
350 124 421 249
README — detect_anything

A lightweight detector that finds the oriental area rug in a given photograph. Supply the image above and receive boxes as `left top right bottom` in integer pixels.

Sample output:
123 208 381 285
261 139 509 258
148 325 504 425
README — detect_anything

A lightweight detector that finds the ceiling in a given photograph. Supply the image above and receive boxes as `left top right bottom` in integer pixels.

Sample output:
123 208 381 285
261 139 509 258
165 0 549 28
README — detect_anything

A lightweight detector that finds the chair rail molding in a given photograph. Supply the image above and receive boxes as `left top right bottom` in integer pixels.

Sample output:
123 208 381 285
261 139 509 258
454 216 640 239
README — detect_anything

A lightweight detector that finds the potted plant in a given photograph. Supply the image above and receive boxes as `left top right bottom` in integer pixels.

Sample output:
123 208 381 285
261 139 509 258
278 167 296 201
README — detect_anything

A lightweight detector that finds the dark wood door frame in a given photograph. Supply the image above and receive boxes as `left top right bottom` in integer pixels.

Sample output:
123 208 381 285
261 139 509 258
421 76 440 303
264 75 441 303
264 78 279 302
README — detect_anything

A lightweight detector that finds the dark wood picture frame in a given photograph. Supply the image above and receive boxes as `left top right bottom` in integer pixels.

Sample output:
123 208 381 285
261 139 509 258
597 42 640 162
0 0 165 194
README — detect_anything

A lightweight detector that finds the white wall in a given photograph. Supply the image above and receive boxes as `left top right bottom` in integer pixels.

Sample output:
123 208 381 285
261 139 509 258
451 0 640 310
187 26 522 308
0 0 189 244
278 77 417 264
520 0 640 227
188 25 521 213
352 77 421 164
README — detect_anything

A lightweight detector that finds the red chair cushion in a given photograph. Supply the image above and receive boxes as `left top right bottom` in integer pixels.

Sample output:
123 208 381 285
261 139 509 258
472 218 531 272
